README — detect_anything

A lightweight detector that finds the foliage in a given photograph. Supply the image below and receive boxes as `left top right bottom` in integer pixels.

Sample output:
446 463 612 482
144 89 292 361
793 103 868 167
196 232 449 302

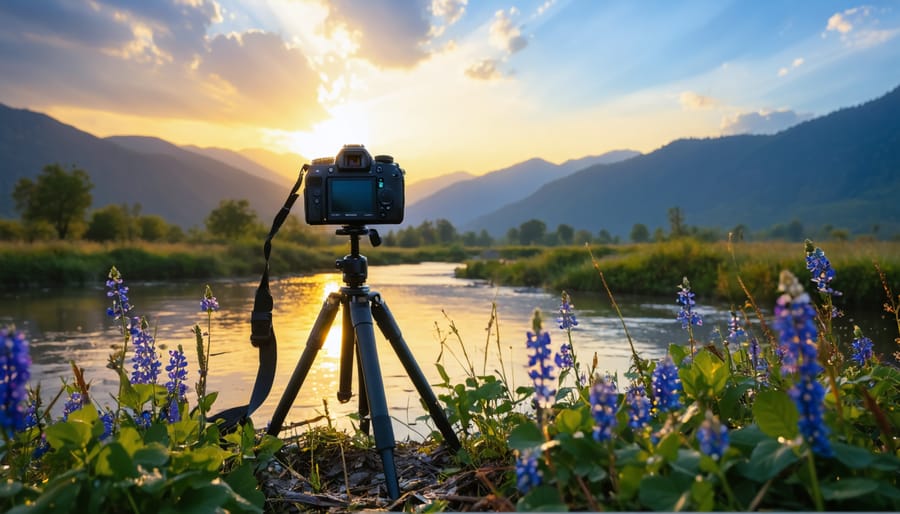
0 268 281 513
204 199 261 240
13 164 93 240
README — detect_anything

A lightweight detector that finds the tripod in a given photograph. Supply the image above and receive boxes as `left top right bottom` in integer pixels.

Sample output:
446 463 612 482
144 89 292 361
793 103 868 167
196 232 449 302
266 225 462 499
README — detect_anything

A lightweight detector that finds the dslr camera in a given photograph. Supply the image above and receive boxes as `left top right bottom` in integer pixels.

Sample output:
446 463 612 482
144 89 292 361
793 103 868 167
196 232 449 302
303 144 405 225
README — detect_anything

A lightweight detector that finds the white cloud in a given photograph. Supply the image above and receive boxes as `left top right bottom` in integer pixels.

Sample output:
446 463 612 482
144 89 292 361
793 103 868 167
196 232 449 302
826 11 854 34
823 6 900 48
431 0 467 25
778 57 804 77
489 8 528 54
465 58 503 80
721 109 813 135
679 91 718 110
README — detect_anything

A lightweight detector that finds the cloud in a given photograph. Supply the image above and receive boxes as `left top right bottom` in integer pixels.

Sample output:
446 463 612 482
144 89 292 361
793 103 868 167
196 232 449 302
679 91 718 110
777 57 804 77
431 0 467 25
0 0 329 131
823 6 900 48
465 59 503 80
324 0 433 68
721 109 813 135
489 8 528 54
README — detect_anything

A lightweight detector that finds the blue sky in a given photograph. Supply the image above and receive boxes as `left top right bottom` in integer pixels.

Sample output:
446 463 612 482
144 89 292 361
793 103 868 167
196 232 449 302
1 1 898 179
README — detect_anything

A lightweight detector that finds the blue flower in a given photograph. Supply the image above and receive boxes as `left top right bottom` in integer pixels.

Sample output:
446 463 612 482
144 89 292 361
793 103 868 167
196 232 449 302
557 291 578 330
805 241 841 296
850 326 874 367
526 330 556 408
515 450 542 494
99 409 115 440
135 410 153 429
590 376 618 441
130 317 161 385
696 413 729 460
106 266 132 320
773 270 833 457
625 383 651 430
165 347 188 400
676 277 703 329
62 391 85 421
201 285 219 312
1 327 31 435
651 355 682 414
727 311 746 345
554 343 574 370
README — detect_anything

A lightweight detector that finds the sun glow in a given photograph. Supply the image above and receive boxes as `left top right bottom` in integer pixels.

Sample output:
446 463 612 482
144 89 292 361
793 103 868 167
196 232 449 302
265 102 373 159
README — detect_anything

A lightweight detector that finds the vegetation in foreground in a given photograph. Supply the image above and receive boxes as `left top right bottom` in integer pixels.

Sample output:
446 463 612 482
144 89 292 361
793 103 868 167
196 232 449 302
1 239 899 511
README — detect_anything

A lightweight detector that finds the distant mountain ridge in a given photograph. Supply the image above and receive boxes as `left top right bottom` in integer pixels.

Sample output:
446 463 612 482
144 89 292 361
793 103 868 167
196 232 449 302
0 105 289 228
404 149 640 228
466 84 900 237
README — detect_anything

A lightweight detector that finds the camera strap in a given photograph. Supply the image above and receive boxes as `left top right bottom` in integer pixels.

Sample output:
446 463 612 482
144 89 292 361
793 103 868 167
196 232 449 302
210 165 308 430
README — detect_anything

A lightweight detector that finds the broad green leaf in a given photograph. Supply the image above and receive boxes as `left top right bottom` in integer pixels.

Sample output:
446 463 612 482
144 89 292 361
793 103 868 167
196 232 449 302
656 432 681 462
224 462 265 513
831 441 875 469
752 390 798 439
821 478 880 501
168 483 231 514
508 422 545 451
45 419 93 449
738 439 799 482
0 480 23 498
639 474 692 511
133 443 170 468
516 485 568 512
691 478 715 511
719 380 756 421
555 407 588 435
95 442 138 478
728 424 769 451
617 465 645 501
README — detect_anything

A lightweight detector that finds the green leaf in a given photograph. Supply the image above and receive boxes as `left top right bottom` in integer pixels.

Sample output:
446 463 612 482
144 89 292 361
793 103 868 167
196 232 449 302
639 474 692 511
668 343 688 366
655 432 681 462
728 424 769 451
752 390 798 439
508 422 545 451
821 478 880 501
133 444 170 468
738 439 799 482
224 462 265 513
169 483 231 514
617 465 645 501
719 380 756 421
95 442 138 478
831 441 875 469
45 419 93 449
555 407 588 435
516 485 568 512
0 481 23 498
691 478 715 511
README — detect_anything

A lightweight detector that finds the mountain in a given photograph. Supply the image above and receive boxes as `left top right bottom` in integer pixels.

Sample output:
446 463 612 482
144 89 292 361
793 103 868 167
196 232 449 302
406 171 474 205
467 85 900 238
0 105 290 228
403 149 640 228
181 144 293 184
238 147 306 182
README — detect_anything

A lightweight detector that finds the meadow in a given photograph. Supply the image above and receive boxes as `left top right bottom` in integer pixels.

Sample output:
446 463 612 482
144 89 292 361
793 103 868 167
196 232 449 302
1 238 898 511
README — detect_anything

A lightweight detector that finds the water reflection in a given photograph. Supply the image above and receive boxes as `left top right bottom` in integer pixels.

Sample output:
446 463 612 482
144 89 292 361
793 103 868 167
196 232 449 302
3 262 894 441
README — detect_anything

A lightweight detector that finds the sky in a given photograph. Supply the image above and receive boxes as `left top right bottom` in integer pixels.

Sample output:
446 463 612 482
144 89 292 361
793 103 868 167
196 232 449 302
1 1 899 181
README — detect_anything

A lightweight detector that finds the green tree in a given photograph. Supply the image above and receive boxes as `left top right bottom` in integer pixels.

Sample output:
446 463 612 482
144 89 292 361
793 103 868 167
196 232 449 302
85 205 129 242
417 221 437 245
630 223 650 243
13 163 94 239
435 219 458 244
506 227 519 244
397 226 422 247
205 199 259 239
138 215 171 242
574 229 593 245
556 224 574 245
596 229 613 244
518 219 546 245
668 206 686 239
0 219 23 241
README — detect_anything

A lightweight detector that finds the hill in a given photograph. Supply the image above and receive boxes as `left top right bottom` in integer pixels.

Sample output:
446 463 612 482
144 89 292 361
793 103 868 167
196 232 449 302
0 105 290 228
406 171 474 205
404 149 640 228
466 85 900 238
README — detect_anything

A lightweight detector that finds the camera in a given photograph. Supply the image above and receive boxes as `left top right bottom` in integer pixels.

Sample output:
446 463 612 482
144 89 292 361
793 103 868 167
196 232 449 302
303 144 405 225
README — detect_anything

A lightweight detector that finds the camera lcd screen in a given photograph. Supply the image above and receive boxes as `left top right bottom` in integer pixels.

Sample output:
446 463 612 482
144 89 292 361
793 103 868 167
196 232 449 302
328 178 375 216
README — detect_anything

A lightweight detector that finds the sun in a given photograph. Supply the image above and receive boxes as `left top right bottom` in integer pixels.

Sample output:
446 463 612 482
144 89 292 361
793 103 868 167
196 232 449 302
274 102 373 159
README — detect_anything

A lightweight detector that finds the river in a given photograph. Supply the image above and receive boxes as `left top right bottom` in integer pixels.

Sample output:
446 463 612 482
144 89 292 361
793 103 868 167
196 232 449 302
2 262 892 440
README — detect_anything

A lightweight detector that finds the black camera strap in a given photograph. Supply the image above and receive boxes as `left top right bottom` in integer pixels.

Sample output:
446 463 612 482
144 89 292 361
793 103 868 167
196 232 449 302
211 165 308 430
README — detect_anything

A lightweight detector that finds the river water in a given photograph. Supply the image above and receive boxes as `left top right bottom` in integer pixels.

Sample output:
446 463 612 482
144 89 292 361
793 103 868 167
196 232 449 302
2 262 893 440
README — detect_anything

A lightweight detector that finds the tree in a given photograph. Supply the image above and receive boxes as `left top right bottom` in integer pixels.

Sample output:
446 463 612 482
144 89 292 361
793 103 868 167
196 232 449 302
574 229 593 245
435 219 458 244
668 206 686 239
630 223 650 243
85 205 129 242
518 219 547 245
596 229 613 244
506 227 519 244
13 163 93 239
138 215 171 242
556 224 575 245
205 199 259 239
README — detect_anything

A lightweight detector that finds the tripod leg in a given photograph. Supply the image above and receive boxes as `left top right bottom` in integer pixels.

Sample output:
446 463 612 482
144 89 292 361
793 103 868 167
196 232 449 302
348 296 400 500
337 301 354 403
266 292 341 436
371 293 462 452
356 345 371 435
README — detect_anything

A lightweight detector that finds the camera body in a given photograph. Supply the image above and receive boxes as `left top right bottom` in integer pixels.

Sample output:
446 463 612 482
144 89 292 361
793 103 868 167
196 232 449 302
303 144 405 225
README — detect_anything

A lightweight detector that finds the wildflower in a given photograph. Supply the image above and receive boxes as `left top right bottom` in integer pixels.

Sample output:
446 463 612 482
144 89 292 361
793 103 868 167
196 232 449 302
625 383 651 430
106 266 132 320
526 330 556 408
696 412 729 460
726 311 746 345
62 391 85 421
850 326 874 367
651 355 682 413
773 270 832 457
165 346 188 400
590 376 618 441
1 327 31 435
557 291 578 330
554 343 574 370
676 277 703 329
32 432 50 459
134 410 152 429
130 317 161 385
99 409 115 440
515 451 542 494
805 241 841 296
201 285 219 313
